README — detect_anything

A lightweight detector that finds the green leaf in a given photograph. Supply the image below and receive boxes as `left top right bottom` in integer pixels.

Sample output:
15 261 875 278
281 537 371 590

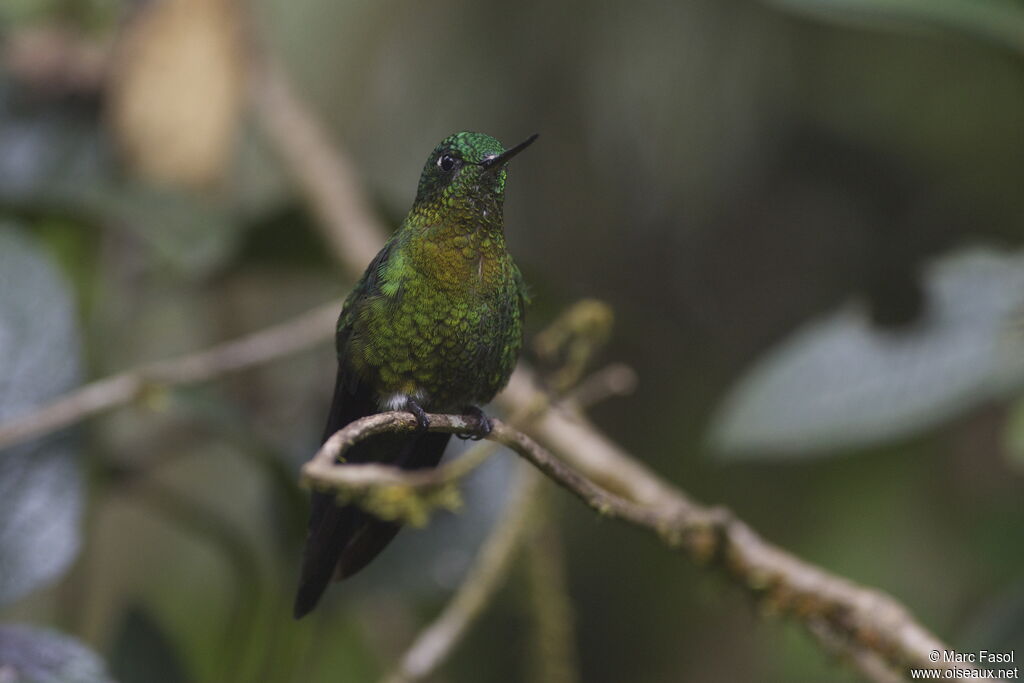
710 247 1024 458
0 225 84 607
0 625 112 683
763 0 1024 55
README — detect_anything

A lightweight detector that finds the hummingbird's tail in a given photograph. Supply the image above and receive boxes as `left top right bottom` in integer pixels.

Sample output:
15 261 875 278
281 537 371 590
293 370 450 619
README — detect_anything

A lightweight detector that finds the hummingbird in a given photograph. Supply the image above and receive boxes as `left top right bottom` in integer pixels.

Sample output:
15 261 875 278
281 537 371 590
293 131 537 618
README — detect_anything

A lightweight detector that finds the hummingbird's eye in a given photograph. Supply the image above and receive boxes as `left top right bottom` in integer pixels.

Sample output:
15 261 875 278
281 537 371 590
437 154 457 173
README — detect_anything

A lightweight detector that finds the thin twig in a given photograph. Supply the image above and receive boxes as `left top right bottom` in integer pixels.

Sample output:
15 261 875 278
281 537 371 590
380 464 542 683
0 301 338 451
563 362 637 409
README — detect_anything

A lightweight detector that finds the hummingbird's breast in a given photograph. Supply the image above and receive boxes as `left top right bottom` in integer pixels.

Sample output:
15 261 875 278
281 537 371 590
352 224 523 411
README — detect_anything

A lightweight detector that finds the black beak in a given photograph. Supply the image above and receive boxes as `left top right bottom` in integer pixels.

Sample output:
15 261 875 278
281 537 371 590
479 134 539 172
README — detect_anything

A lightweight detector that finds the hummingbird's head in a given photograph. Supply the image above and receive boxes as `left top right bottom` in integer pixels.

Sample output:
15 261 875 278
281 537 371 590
413 131 538 212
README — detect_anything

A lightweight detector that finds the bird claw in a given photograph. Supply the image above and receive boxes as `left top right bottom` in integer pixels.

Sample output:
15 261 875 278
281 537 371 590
457 406 492 441
405 399 431 432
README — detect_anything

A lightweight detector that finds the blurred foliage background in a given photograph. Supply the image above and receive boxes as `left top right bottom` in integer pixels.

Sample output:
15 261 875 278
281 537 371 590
1 0 1023 681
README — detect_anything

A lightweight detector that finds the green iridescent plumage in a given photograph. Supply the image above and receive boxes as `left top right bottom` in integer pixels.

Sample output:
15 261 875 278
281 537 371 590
294 131 535 618
342 132 530 409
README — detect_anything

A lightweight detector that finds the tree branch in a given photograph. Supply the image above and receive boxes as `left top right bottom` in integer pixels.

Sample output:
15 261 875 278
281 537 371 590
0 301 338 451
249 56 386 272
524 491 580 683
500 376 989 680
296 362 633 526
302 410 987 682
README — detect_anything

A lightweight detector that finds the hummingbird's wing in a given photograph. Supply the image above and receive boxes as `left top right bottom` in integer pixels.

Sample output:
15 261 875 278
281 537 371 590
514 263 531 313
293 241 451 619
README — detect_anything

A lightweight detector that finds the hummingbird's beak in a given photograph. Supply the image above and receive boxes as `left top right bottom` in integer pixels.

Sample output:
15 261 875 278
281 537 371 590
479 134 539 173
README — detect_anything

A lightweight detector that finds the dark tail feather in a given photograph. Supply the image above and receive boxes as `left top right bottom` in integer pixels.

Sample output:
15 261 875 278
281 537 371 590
293 370 450 619
293 495 357 619
334 431 449 580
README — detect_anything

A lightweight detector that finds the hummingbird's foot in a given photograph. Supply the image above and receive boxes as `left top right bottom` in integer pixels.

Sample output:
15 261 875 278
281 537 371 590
404 398 431 432
457 406 492 441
